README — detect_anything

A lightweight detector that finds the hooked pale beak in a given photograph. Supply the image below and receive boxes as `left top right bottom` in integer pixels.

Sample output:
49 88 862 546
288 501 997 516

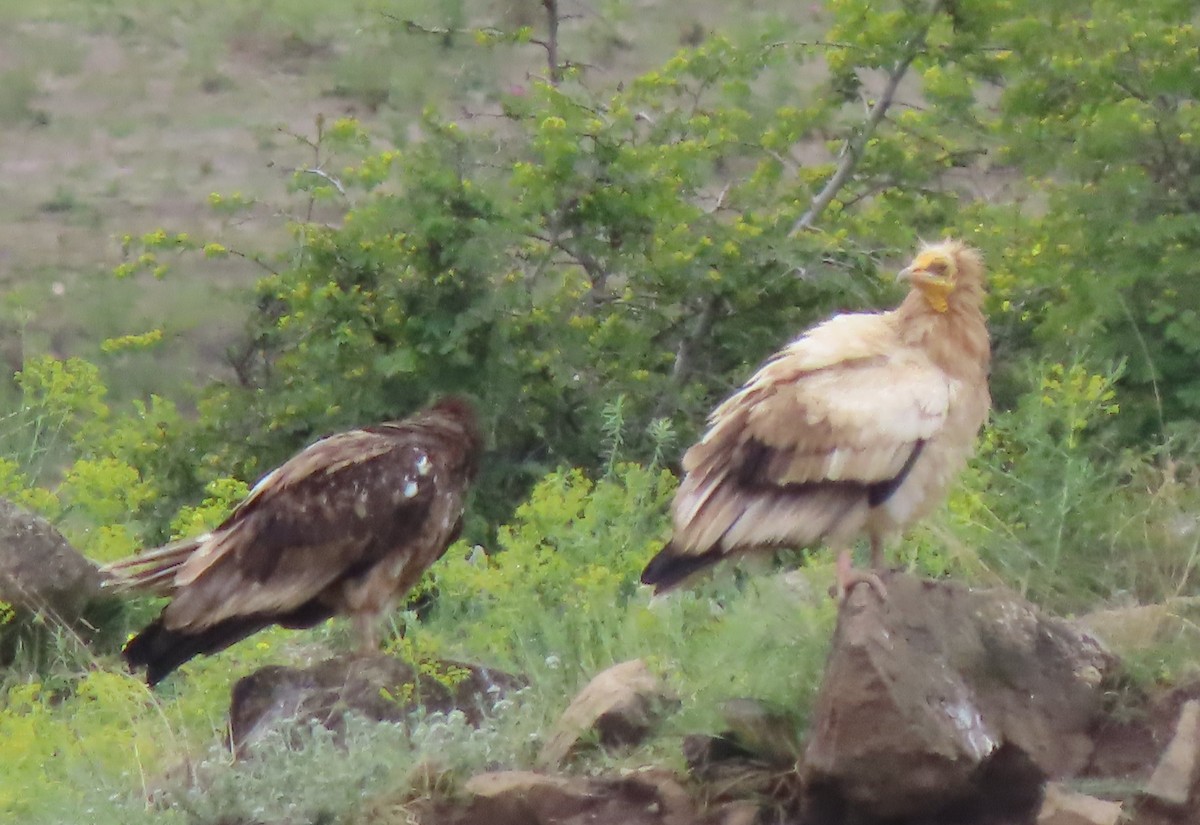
898 265 948 287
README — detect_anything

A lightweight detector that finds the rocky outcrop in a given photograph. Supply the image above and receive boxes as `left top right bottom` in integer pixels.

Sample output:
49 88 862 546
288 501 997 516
538 658 679 768
229 652 520 753
0 497 101 623
213 576 1200 825
1142 699 1200 809
407 769 707 825
801 571 1115 823
1037 783 1122 825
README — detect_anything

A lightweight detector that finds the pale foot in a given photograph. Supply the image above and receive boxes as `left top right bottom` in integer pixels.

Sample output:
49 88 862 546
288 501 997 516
831 549 887 603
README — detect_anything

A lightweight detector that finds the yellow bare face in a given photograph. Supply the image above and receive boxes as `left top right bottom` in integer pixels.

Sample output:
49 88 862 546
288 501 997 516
899 248 958 312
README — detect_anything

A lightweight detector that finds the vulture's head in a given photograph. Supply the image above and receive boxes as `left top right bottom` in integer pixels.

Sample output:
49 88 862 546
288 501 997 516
423 394 485 474
898 239 985 313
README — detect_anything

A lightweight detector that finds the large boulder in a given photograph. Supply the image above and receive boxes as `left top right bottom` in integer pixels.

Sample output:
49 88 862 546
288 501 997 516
1141 699 1200 809
538 658 679 768
229 652 521 754
802 571 1115 822
438 769 700 825
0 497 101 623
1037 783 1123 825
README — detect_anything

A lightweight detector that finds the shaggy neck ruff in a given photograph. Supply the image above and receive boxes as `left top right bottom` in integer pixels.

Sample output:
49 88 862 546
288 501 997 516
895 281 989 377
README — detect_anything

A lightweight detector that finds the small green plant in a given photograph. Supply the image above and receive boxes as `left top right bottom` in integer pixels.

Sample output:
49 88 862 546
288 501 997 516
38 186 81 214
162 702 542 825
0 70 39 126
928 358 1200 612
414 455 837 752
0 671 187 824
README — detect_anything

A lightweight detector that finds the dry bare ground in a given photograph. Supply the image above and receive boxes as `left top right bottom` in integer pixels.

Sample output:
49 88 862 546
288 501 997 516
0 1 827 402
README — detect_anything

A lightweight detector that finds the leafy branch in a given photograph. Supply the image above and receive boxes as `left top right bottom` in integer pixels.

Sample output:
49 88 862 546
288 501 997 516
791 3 947 234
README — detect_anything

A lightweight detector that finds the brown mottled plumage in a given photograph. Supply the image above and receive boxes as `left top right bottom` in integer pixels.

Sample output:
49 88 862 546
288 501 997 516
640 240 990 597
104 396 482 686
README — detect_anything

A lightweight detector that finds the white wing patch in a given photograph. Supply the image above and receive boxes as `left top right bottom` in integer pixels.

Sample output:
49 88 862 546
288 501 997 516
247 467 281 498
415 452 432 476
403 479 419 498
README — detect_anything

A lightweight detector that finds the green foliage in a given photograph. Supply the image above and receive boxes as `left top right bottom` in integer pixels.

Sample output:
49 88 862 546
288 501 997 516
112 0 1200 531
164 706 540 825
421 462 677 672
977 0 1200 438
0 456 838 822
0 672 185 824
0 356 209 668
122 19 1005 526
415 459 837 742
169 476 250 538
939 360 1200 612
4 355 108 481
0 355 198 555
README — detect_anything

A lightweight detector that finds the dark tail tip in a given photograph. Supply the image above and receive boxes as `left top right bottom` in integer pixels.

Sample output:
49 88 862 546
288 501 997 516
123 618 189 687
123 614 270 687
639 543 725 594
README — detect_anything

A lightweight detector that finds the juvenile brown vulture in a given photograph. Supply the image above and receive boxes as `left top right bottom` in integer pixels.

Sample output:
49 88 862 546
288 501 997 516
105 396 483 686
640 240 990 598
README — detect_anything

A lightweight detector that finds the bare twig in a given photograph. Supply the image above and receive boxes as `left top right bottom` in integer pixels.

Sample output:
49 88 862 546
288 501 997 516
670 295 718 381
791 51 919 234
657 294 721 418
532 231 606 287
790 0 948 234
226 247 280 277
543 0 561 84
276 125 319 152
1109 73 1151 104
292 167 348 198
706 183 732 214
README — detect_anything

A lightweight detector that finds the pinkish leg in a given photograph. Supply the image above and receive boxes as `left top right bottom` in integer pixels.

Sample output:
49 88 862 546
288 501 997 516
869 533 885 570
834 548 887 603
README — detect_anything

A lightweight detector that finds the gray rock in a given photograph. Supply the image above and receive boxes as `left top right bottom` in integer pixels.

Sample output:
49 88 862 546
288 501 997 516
0 497 101 623
1038 783 1123 825
1143 699 1200 809
453 769 698 825
537 658 678 768
229 652 520 754
803 571 1115 821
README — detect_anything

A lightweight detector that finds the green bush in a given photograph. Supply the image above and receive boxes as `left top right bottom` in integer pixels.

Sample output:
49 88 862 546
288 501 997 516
934 360 1200 612
415 456 837 743
164 706 542 825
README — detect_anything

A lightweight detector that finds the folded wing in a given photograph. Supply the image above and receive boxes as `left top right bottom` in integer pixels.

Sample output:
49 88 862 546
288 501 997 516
644 313 953 590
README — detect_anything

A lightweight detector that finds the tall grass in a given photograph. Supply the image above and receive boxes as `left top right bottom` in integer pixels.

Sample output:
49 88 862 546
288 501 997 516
927 359 1200 612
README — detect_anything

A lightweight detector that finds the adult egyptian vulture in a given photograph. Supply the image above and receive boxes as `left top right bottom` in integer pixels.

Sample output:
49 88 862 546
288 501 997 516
640 239 990 599
105 395 483 686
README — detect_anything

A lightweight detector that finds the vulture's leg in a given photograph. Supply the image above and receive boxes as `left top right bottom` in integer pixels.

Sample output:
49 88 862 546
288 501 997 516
868 532 885 570
352 613 381 653
833 548 887 603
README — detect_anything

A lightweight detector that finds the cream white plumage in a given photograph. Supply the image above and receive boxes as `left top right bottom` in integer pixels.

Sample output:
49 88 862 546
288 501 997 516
641 240 990 596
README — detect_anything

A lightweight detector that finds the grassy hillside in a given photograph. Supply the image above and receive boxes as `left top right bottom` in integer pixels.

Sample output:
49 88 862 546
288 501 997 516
0 0 823 405
2 0 1200 822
